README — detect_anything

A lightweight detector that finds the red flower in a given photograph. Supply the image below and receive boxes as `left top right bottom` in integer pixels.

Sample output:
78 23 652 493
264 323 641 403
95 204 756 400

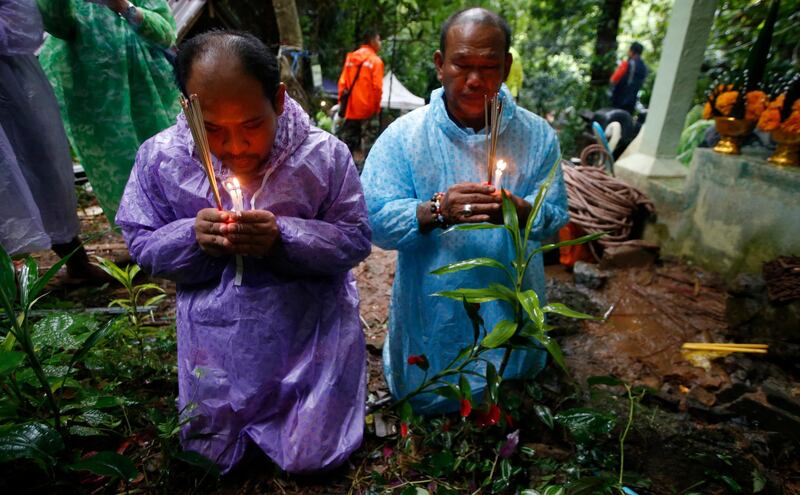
400 422 409 438
474 404 502 428
460 398 472 417
406 354 429 371
488 404 501 425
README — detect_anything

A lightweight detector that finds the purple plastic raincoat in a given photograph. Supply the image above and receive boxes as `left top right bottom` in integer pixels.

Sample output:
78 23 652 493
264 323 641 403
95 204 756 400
116 96 371 473
0 0 79 255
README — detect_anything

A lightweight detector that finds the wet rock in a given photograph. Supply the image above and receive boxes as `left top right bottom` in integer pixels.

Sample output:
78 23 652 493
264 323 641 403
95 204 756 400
724 396 800 441
688 386 717 407
598 245 657 269
715 382 755 405
573 261 608 289
761 377 800 418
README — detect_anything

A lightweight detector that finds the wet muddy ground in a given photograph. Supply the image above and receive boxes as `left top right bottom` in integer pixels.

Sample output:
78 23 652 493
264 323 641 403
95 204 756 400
28 203 800 494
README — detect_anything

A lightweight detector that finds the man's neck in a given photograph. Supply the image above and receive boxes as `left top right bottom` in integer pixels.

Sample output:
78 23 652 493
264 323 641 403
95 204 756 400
443 95 484 133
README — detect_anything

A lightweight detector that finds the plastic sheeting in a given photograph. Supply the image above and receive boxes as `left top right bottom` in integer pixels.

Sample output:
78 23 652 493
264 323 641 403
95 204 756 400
381 71 425 111
37 0 181 224
116 96 372 473
0 0 79 256
361 85 569 414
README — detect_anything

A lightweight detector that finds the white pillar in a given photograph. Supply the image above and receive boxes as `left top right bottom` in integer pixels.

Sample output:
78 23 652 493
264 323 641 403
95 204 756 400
616 0 717 179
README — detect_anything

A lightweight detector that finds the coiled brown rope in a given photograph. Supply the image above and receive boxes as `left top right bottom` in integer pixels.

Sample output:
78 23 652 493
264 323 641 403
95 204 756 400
562 156 655 258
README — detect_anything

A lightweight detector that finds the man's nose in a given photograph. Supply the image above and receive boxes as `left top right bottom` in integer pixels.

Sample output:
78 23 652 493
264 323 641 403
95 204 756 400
224 129 248 155
465 70 482 89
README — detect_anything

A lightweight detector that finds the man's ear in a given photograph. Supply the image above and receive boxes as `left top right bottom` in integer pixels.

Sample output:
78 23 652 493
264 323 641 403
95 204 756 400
274 83 287 115
503 52 512 82
434 50 444 82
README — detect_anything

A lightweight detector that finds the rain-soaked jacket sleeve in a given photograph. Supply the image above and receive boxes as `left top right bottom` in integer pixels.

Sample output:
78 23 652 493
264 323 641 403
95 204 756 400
361 123 425 251
523 131 569 240
35 0 76 40
135 0 176 48
272 143 371 276
1 0 44 53
117 141 227 285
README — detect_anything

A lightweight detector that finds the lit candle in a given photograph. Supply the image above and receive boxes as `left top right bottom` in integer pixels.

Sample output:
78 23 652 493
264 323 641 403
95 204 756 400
223 177 246 287
224 177 245 214
493 159 507 191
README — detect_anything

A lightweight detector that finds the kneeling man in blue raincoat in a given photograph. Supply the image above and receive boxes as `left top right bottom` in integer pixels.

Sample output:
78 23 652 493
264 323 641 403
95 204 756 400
361 8 569 413
117 31 371 473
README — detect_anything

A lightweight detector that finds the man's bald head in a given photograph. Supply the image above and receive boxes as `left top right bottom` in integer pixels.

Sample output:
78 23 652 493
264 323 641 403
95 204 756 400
439 8 511 55
175 31 281 107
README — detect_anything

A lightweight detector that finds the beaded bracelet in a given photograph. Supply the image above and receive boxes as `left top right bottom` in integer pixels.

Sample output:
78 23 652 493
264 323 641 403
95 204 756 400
430 192 447 228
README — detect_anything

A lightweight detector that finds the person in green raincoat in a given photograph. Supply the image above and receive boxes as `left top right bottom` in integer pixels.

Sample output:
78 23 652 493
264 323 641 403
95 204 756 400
37 0 180 223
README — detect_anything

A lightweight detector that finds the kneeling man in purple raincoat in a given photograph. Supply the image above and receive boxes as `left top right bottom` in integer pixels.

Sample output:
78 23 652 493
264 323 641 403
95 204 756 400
116 31 371 473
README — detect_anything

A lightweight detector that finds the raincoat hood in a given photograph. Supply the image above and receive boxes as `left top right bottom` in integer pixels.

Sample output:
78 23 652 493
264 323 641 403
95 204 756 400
175 94 311 178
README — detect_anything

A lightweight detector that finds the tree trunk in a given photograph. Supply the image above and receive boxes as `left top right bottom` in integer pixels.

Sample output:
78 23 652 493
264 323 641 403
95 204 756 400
588 0 625 108
272 0 311 113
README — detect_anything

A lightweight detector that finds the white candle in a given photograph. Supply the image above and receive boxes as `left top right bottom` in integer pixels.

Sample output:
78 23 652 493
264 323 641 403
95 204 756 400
493 159 507 191
225 177 245 214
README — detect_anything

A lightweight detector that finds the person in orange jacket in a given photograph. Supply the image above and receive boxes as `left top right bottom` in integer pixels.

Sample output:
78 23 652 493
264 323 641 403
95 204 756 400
337 29 383 171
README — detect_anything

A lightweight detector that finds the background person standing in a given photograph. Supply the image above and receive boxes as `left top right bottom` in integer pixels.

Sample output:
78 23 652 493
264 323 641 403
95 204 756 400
36 0 181 224
336 29 383 171
609 41 648 114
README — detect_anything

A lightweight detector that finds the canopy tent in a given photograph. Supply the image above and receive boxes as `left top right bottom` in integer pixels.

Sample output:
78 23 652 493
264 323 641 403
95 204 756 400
381 71 425 111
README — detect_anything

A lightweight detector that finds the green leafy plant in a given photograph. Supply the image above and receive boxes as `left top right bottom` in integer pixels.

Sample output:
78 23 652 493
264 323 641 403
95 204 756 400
0 245 135 480
397 161 602 412
391 160 603 491
94 257 166 363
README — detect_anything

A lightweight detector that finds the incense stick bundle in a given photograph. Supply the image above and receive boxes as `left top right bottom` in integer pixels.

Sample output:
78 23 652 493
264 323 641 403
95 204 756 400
180 94 223 210
485 92 503 184
682 342 768 354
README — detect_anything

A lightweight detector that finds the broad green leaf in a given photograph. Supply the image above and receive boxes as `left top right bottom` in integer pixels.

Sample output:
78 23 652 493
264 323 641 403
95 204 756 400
518 290 544 330
543 303 598 320
534 404 555 429
19 258 39 310
0 244 17 304
0 422 64 471
68 425 104 437
68 451 138 481
587 375 624 387
542 487 565 495
434 287 513 304
30 247 76 305
463 297 483 345
93 257 129 286
143 294 167 307
68 317 118 371
443 223 504 233
32 313 88 351
432 385 461 401
501 190 521 253
534 334 568 374
399 400 413 423
482 319 517 348
0 351 25 377
554 408 616 444
532 232 606 256
134 283 165 294
486 362 499 403
523 157 560 246
459 374 472 401
431 257 508 276
488 283 517 303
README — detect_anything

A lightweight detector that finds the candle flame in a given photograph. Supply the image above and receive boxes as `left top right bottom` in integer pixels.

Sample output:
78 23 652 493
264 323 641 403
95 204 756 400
231 177 241 189
496 159 507 172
